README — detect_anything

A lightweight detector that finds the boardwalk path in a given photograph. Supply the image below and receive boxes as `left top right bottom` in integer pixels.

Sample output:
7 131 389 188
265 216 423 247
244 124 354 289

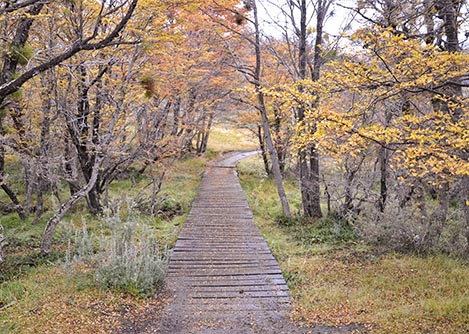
157 151 300 333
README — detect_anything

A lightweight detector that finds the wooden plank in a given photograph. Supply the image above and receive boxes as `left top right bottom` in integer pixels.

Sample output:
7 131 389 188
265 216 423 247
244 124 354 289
167 269 283 276
190 290 290 299
190 285 289 293
158 154 295 333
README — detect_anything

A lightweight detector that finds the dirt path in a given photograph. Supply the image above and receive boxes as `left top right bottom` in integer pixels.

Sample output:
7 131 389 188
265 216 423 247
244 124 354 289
119 152 365 334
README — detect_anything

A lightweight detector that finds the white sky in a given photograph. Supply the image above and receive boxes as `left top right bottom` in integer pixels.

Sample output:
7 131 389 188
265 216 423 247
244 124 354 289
256 0 357 39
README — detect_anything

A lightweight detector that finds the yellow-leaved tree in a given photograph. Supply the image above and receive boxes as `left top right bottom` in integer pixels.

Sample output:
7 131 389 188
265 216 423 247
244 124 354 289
264 26 469 253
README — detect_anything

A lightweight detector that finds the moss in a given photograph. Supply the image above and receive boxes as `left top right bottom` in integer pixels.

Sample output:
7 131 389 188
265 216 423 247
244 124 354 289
9 44 34 66
140 75 155 98
8 89 23 101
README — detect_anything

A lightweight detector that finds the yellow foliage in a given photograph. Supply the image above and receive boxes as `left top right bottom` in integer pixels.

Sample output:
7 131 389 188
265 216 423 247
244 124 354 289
261 26 469 184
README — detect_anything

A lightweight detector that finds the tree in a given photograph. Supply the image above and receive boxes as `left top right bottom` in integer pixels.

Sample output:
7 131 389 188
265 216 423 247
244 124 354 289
347 0 469 251
38 0 243 253
204 0 292 216
262 23 469 252
0 0 139 220
294 0 332 218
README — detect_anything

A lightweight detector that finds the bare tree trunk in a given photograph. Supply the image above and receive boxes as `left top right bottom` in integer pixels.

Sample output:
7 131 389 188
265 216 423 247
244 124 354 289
171 99 180 136
378 146 388 213
0 119 26 219
0 224 4 264
434 0 467 252
199 111 214 154
41 156 104 254
462 175 469 255
0 139 26 220
252 0 290 217
32 189 44 225
296 0 329 218
0 3 41 221
257 125 271 175
257 92 291 217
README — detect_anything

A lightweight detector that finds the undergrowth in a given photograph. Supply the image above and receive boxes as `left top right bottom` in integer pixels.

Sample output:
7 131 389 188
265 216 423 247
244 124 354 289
276 215 358 245
238 155 469 334
63 215 168 298
0 154 208 333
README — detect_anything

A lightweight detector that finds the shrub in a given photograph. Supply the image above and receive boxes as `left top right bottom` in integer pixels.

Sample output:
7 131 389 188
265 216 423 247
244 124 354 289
94 221 168 297
276 215 358 245
63 216 168 297
354 201 431 254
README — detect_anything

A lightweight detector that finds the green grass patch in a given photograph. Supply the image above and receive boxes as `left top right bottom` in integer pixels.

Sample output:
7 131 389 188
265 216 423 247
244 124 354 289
276 215 358 245
0 265 153 334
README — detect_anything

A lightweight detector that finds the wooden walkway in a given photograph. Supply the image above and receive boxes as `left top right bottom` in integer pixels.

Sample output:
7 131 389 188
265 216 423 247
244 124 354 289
156 152 300 333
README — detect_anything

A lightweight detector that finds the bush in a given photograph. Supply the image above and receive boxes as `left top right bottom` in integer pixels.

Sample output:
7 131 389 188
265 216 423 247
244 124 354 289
354 199 443 254
355 201 469 257
276 215 358 245
64 216 168 297
94 221 168 297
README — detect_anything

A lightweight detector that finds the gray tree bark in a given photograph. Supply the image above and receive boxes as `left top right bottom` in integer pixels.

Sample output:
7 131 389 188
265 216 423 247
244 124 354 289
252 0 291 216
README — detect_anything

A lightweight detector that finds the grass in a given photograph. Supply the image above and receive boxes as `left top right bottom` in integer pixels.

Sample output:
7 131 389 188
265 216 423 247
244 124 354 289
207 124 258 153
0 265 154 334
238 155 469 334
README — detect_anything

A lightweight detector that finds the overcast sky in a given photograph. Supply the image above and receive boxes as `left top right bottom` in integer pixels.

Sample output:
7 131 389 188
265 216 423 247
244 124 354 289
256 0 357 39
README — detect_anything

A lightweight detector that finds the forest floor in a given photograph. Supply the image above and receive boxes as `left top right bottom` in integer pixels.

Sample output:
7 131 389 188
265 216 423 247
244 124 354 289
1 125 468 334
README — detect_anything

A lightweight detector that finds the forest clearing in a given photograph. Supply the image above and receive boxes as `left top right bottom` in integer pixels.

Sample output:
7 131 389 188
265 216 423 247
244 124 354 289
1 0 469 333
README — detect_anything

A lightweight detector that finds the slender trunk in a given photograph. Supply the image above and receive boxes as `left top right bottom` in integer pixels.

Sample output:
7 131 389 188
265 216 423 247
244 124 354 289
272 108 285 174
258 92 291 216
41 156 104 254
434 0 466 252
296 0 327 219
86 187 101 215
379 146 388 213
257 125 271 175
0 138 26 219
64 139 80 196
200 112 214 154
195 112 206 154
342 168 354 216
252 0 290 216
0 107 25 220
24 166 34 216
171 99 179 136
0 224 4 264
437 0 460 53
33 71 54 225
323 175 331 216
462 175 469 255
32 189 44 225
